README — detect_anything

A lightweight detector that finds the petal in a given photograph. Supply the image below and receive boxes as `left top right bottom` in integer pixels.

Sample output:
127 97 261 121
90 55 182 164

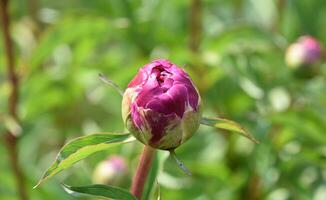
185 84 199 110
166 84 188 117
172 74 199 110
131 104 143 129
128 68 147 87
153 59 173 68
146 94 175 115
161 78 174 92
142 110 178 145
136 86 163 107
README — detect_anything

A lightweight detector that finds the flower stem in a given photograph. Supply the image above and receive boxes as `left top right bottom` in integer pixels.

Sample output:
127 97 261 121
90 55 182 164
131 146 156 200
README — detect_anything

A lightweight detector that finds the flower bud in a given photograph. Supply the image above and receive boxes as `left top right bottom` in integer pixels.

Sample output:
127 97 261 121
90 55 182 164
285 36 322 69
122 59 202 150
92 156 128 186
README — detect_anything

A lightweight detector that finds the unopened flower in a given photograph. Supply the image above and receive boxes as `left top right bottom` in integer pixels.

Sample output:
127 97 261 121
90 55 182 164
122 59 202 150
285 36 322 68
92 156 128 185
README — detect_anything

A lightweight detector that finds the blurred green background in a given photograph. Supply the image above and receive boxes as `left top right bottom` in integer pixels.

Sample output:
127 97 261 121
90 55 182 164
1 0 326 199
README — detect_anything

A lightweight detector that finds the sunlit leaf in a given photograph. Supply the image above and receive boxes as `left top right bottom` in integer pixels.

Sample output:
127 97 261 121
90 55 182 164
62 184 136 200
201 117 259 144
34 133 135 188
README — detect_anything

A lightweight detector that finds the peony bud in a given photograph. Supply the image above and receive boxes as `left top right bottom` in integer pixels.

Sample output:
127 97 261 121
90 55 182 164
122 59 202 150
285 36 322 69
92 156 128 186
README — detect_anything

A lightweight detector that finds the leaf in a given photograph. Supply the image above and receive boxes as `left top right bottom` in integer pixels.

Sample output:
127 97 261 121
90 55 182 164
34 133 135 188
62 184 136 200
201 117 259 144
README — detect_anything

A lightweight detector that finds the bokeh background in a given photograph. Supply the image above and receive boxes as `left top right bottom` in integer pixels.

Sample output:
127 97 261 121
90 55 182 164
1 0 326 199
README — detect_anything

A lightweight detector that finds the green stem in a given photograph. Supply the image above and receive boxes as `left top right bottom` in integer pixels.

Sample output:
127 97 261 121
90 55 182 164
131 146 156 200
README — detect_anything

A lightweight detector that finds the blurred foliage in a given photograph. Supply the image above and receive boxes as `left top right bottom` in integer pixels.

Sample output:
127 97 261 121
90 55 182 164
1 0 326 199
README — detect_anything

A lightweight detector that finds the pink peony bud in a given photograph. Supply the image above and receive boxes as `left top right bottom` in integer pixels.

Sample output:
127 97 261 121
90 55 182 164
92 156 128 186
122 59 202 150
285 36 322 68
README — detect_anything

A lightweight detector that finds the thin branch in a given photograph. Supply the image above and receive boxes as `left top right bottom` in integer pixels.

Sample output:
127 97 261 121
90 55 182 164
0 0 28 200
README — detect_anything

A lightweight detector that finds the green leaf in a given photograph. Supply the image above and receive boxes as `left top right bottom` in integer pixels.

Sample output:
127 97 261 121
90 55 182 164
34 133 135 188
201 117 259 144
62 184 136 200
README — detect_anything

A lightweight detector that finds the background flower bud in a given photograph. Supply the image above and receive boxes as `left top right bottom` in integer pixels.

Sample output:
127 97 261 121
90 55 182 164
92 156 128 186
285 35 322 69
122 59 202 150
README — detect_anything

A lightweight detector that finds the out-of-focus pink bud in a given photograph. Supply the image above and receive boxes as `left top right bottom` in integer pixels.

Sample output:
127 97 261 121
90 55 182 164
285 36 322 68
122 59 202 150
298 36 322 63
92 156 128 186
